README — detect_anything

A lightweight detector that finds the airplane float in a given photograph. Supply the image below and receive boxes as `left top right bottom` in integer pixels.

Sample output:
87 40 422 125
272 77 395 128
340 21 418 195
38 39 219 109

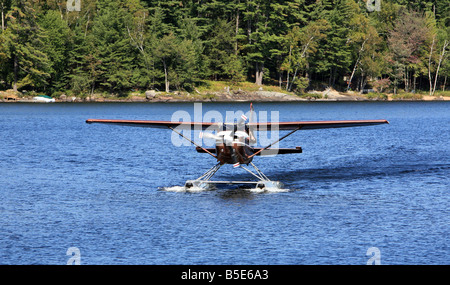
86 104 388 190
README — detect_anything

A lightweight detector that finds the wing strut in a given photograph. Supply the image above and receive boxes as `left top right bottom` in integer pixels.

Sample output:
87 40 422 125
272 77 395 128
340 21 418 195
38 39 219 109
168 126 217 159
249 126 302 158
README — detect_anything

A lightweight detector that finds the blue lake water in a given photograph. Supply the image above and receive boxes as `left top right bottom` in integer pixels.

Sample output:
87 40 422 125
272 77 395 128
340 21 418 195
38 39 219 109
0 101 448 265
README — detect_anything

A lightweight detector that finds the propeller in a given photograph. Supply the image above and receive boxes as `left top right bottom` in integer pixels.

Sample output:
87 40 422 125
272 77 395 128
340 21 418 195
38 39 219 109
200 105 254 146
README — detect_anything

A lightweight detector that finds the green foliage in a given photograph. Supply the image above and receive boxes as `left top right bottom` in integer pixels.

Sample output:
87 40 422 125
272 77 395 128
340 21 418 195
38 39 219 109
2 0 51 91
387 10 432 93
293 76 309 94
39 10 71 92
91 0 138 91
0 0 448 95
391 91 423 100
366 92 388 100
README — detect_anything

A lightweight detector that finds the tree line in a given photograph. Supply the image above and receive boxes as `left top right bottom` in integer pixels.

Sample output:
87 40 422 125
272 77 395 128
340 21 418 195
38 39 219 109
0 0 449 97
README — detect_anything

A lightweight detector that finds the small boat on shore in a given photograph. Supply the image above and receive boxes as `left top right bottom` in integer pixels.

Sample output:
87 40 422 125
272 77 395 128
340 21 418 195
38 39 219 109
33 95 55 103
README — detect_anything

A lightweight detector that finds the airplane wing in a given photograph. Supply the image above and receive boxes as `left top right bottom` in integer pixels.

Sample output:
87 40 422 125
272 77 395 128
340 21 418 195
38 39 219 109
85 119 220 130
86 119 388 131
245 119 388 158
249 120 389 131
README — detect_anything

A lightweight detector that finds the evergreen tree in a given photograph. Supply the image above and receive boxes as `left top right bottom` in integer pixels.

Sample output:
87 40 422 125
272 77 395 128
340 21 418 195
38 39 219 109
2 0 50 91
68 24 101 96
312 0 358 88
39 10 71 93
91 0 138 93
241 0 272 85
177 16 209 88
207 19 242 81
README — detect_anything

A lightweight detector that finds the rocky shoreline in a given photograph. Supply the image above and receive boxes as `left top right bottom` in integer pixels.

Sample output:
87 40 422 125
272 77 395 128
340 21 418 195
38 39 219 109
1 88 449 103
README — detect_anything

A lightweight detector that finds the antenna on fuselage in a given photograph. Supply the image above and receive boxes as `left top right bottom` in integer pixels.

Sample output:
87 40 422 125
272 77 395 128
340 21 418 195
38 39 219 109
249 103 257 145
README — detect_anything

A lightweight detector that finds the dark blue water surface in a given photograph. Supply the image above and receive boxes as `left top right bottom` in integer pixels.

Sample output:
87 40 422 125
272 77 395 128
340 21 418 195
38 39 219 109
0 102 448 265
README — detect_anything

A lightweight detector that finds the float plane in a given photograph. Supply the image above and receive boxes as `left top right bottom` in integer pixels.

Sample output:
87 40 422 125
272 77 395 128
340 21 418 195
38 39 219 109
86 104 388 190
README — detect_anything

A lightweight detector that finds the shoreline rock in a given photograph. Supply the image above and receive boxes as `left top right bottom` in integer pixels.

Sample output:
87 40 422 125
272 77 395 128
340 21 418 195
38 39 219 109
1 88 449 103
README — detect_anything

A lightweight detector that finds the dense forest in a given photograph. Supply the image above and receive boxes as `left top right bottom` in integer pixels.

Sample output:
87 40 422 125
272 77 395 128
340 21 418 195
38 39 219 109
0 0 449 98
